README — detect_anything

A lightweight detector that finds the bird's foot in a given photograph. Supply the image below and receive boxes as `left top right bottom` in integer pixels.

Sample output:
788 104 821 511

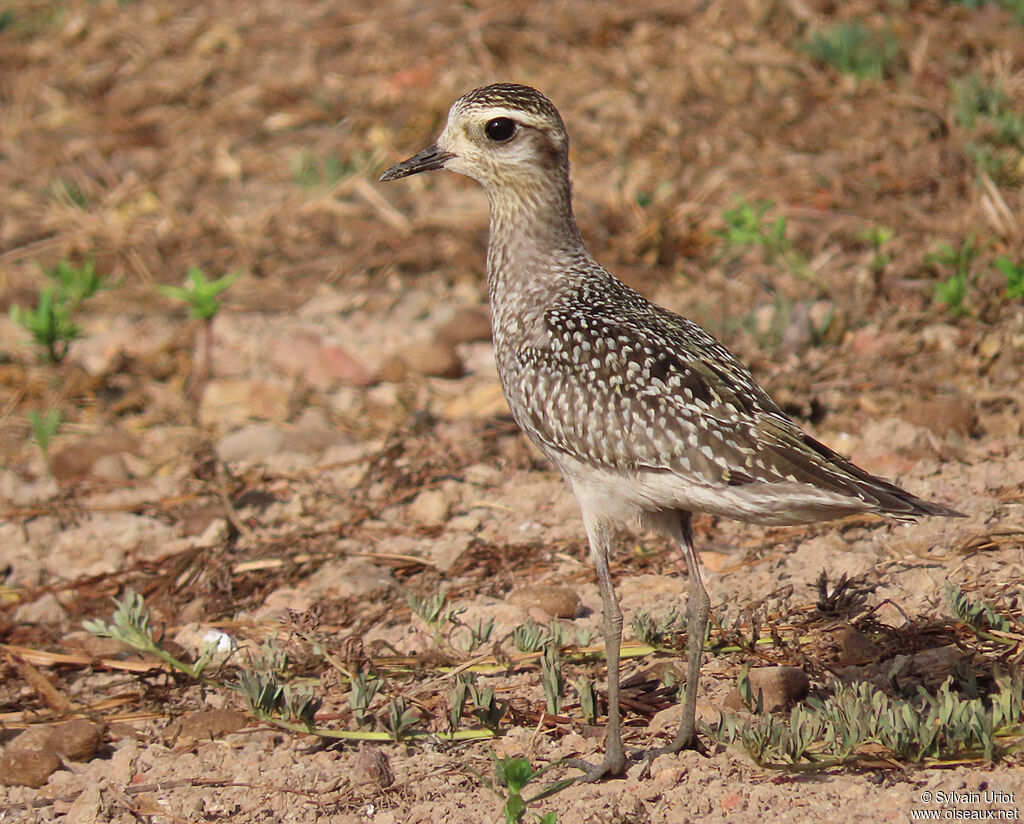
565 752 628 783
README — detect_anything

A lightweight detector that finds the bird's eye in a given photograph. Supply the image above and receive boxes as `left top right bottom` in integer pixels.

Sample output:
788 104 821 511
484 117 517 142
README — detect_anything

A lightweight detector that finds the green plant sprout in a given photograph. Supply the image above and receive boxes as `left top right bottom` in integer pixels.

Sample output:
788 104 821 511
513 618 551 653
859 225 894 292
159 266 239 399
952 75 1024 183
407 591 468 649
632 608 686 651
159 266 238 321
716 197 806 277
478 755 572 824
540 645 564 715
29 408 62 458
239 669 321 727
994 257 1024 299
712 674 1023 768
469 680 507 731
10 259 110 363
927 234 982 316
799 21 900 80
82 589 221 682
84 589 494 744
574 676 597 726
382 696 419 741
946 583 1019 645
448 674 473 731
349 671 382 727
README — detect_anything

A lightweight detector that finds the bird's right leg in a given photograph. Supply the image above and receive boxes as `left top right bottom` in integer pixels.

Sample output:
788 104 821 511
672 511 710 752
567 516 626 781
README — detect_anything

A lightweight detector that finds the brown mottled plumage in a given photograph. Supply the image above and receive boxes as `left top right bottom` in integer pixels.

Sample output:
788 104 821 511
381 83 963 780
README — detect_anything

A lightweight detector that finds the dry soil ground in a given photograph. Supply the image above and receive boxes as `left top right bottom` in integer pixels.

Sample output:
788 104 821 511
1 1 1024 822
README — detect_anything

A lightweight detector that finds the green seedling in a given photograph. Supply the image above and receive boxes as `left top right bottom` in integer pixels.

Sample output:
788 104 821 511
713 673 1024 768
574 676 597 725
859 225 894 292
239 669 321 727
457 617 495 653
513 618 550 653
946 583 1017 644
449 674 473 731
994 256 1024 299
83 589 221 681
952 75 1024 183
349 671 382 727
29 408 62 457
799 21 900 80
573 627 595 647
469 681 507 731
540 645 564 715
159 266 238 322
11 259 110 363
546 621 570 648
407 591 467 648
716 197 806 276
159 267 238 400
479 755 572 824
382 696 419 741
927 234 982 316
632 608 686 650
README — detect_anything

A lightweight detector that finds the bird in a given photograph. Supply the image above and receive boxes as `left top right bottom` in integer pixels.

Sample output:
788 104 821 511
380 82 964 781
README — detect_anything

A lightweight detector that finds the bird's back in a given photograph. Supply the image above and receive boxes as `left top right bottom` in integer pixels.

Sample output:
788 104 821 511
492 263 962 525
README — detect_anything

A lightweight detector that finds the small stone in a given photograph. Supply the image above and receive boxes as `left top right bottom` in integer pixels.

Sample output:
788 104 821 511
64 785 101 824
199 379 290 427
723 666 809 712
52 719 105 761
436 307 492 346
827 624 880 666
399 340 465 379
408 488 451 527
351 744 394 788
89 453 131 481
8 725 54 752
216 424 287 462
13 592 69 627
49 430 139 484
507 584 581 619
171 709 247 743
0 748 61 787
910 644 964 686
903 396 978 438
305 558 395 600
270 331 374 389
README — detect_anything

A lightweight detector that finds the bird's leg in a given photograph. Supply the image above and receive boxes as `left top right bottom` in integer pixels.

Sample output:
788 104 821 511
567 519 626 781
671 511 710 752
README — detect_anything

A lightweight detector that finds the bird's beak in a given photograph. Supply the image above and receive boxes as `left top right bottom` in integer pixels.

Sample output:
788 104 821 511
379 144 455 181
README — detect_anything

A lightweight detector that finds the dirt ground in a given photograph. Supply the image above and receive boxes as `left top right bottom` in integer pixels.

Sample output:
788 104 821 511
2 0 1024 821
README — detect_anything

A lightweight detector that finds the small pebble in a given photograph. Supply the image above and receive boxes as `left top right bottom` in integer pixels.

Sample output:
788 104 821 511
436 307 492 346
408 488 451 527
53 720 105 761
723 665 809 711
0 748 61 787
398 340 465 379
828 624 880 666
351 744 394 788
507 584 581 619
168 708 247 744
